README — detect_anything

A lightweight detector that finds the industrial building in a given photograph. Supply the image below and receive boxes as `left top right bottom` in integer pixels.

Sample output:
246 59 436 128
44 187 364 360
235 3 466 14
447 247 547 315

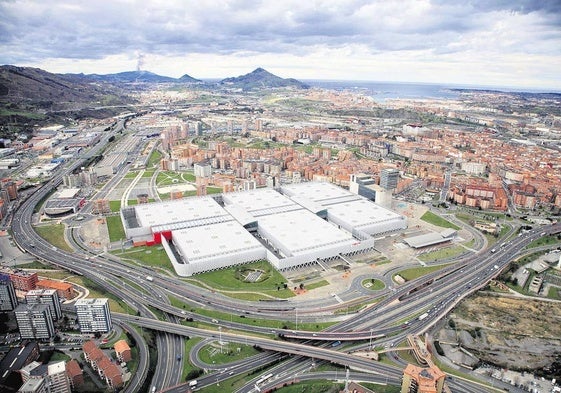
121 182 407 276
280 181 407 236
403 229 457 249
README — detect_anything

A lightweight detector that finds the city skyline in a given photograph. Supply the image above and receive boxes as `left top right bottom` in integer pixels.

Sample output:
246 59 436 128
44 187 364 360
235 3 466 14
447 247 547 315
1 0 560 90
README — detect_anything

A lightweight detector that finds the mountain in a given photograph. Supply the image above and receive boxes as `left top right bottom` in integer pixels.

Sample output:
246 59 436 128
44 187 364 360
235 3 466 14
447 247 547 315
69 70 202 84
0 65 129 105
220 67 308 90
78 70 179 83
178 73 201 83
0 65 136 137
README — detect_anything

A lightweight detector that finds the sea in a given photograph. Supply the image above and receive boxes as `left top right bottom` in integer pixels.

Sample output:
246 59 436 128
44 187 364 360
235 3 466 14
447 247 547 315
302 80 560 103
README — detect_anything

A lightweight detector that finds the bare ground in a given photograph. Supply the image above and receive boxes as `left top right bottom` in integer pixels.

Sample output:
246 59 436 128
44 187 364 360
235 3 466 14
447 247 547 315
444 293 561 369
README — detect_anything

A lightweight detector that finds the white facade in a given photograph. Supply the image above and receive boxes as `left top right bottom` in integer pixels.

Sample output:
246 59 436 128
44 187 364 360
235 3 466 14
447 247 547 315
135 196 227 229
326 199 407 236
257 210 355 258
25 289 62 321
281 181 407 236
172 221 266 275
122 181 407 276
222 188 298 216
75 298 112 333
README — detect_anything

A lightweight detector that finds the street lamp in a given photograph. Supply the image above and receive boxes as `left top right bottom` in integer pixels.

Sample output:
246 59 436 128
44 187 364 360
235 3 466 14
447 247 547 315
369 329 373 350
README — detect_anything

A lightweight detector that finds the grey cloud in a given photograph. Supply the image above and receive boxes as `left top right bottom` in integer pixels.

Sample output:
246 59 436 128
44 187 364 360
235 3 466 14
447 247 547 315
0 0 560 65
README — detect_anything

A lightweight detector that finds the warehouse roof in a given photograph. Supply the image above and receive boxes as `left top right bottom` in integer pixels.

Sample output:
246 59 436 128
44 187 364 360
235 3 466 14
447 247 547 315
135 196 228 228
327 198 403 229
222 188 297 215
173 221 265 263
257 209 355 257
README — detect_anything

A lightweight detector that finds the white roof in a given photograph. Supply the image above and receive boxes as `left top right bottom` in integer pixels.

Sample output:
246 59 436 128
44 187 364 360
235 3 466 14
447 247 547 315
281 181 361 205
57 188 80 199
257 210 355 256
75 298 108 307
173 221 264 263
48 361 66 375
327 199 403 228
135 197 227 228
404 232 451 248
222 188 297 214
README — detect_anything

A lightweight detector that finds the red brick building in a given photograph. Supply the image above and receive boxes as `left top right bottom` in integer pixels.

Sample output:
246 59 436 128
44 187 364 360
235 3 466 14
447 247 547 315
65 359 83 388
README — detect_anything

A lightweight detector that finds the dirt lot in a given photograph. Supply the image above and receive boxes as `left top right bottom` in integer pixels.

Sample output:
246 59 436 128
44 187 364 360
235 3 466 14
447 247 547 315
443 293 561 370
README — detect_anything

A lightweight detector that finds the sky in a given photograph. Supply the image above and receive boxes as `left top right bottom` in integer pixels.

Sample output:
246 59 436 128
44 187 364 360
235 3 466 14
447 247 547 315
1 0 561 90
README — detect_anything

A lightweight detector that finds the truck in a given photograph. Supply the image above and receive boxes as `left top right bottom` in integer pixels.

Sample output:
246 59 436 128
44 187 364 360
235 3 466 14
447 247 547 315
418 312 429 321
146 276 154 282
188 380 198 388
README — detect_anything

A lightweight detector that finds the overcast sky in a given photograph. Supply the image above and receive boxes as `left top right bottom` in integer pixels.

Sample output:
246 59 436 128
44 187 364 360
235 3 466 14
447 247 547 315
1 0 560 89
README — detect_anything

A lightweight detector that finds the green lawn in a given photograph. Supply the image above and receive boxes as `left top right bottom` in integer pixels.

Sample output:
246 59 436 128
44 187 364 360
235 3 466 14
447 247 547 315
526 235 561 249
362 278 385 290
270 381 345 393
420 211 460 230
207 187 223 195
181 337 203 382
106 215 126 242
394 264 449 281
170 296 334 331
198 343 260 365
194 261 287 290
113 246 173 272
49 350 71 362
66 276 131 314
305 280 329 290
147 149 162 168
109 200 121 212
142 170 155 178
157 171 180 185
417 245 467 262
34 224 73 252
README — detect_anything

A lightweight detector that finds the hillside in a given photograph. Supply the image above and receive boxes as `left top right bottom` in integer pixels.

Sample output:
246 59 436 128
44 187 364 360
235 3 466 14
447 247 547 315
220 67 308 90
0 65 137 138
0 65 130 107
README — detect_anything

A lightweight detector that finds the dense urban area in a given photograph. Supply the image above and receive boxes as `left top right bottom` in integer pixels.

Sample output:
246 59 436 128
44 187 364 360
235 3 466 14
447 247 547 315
0 65 560 393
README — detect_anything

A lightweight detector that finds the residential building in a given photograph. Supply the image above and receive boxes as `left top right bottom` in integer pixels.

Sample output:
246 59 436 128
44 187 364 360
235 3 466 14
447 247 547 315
65 360 83 389
74 298 112 333
25 289 61 321
380 168 400 190
82 341 123 390
0 342 40 391
2 269 38 292
114 340 132 363
401 364 446 393
0 276 18 311
35 280 74 300
19 361 71 393
15 304 55 340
